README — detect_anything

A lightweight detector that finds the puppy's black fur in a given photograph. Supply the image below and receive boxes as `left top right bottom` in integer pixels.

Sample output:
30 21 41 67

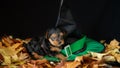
23 28 66 59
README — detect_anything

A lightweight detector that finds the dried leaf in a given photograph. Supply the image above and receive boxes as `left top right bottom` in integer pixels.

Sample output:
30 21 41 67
0 42 3 48
18 52 29 61
105 39 120 52
1 36 14 46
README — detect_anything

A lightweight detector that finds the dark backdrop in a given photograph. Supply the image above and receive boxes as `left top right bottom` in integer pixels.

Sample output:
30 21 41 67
0 0 120 42
0 0 59 38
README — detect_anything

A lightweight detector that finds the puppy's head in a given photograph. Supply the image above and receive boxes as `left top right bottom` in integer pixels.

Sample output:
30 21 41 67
45 28 65 47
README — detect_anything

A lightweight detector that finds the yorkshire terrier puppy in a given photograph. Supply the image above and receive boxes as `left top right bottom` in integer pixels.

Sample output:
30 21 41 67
23 27 67 60
46 28 67 60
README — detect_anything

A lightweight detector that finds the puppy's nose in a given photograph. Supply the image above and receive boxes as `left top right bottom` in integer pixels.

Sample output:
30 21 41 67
58 41 61 44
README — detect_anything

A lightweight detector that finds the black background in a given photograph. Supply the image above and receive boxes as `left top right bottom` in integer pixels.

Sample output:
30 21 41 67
0 0 59 38
0 0 120 42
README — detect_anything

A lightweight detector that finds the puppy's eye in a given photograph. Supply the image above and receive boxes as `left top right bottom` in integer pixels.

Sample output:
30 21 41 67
50 37 56 41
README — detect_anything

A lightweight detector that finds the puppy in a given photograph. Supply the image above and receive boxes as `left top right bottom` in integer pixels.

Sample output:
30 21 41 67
23 28 66 60
46 28 67 60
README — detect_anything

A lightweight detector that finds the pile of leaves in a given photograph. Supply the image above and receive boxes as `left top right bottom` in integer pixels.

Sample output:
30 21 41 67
0 36 120 68
0 36 54 68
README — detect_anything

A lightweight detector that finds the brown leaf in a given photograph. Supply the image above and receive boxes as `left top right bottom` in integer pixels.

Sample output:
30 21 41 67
1 36 14 46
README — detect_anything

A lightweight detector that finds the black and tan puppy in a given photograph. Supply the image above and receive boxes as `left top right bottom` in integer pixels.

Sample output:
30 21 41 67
45 28 67 60
23 27 66 60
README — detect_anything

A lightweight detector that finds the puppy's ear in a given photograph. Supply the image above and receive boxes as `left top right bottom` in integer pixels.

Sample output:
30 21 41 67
45 31 49 39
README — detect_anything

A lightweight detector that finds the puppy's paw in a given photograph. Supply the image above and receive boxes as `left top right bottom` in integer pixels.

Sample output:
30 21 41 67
50 47 61 52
